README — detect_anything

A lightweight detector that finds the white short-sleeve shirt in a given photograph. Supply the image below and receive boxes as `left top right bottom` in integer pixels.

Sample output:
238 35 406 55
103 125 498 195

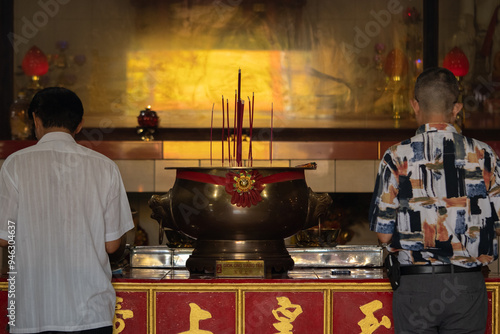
0 132 134 333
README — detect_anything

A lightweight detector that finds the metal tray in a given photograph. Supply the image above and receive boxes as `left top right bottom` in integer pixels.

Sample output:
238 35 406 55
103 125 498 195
130 246 173 268
129 245 383 268
288 245 383 267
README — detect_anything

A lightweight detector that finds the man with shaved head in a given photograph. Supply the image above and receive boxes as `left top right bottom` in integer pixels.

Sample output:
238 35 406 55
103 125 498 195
370 67 500 333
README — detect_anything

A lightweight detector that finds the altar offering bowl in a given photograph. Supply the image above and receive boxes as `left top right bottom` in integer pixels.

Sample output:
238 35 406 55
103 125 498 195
149 167 332 277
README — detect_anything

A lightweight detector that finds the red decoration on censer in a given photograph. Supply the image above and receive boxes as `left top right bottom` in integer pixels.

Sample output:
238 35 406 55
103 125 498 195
22 46 49 77
176 169 305 208
443 47 469 77
225 170 265 208
383 48 409 78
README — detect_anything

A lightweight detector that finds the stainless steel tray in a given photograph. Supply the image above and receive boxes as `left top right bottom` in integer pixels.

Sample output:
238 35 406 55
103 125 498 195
288 245 383 267
129 245 383 268
130 246 173 268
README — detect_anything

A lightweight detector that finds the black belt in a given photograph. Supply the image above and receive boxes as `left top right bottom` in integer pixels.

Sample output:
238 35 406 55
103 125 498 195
400 265 482 275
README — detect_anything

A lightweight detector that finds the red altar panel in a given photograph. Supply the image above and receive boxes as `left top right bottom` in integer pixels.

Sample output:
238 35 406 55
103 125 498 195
487 291 493 334
244 291 324 333
0 291 8 334
155 291 236 334
114 291 148 334
332 291 494 334
332 292 394 333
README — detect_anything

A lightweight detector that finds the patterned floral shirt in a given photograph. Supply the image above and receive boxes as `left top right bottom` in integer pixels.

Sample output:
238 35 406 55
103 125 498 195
370 123 500 267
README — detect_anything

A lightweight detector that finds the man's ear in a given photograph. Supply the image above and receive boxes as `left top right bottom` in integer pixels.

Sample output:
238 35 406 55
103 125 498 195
74 119 84 135
33 113 42 129
410 99 420 118
452 102 463 120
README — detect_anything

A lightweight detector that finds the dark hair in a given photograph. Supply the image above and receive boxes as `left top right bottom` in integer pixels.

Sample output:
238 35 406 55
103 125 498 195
414 67 459 113
28 87 84 133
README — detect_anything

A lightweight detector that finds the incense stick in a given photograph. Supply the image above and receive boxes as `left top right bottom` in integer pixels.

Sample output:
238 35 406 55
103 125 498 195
270 102 273 164
238 69 241 104
226 99 230 166
233 90 237 162
210 103 214 166
222 96 225 165
248 96 254 166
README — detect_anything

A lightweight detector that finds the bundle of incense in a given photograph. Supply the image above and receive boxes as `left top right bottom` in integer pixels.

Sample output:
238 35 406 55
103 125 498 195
211 69 267 167
236 100 244 165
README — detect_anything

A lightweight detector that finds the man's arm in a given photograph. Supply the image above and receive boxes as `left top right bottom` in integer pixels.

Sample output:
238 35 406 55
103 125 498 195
377 232 392 244
0 239 7 247
105 238 122 254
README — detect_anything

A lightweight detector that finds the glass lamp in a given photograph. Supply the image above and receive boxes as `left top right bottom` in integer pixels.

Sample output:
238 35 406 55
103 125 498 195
21 46 49 97
443 47 469 130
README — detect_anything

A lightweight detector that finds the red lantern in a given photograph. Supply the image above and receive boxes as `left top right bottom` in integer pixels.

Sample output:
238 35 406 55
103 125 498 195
384 48 409 78
443 47 469 77
22 46 49 77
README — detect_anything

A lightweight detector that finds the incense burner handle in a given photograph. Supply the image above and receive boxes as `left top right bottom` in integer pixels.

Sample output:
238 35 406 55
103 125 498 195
304 188 332 230
149 190 176 245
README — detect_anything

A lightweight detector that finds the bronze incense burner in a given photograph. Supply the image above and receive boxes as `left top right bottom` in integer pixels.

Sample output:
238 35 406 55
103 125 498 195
149 166 332 278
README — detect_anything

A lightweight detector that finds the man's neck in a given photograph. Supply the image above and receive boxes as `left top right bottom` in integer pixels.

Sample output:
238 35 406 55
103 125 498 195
37 127 74 140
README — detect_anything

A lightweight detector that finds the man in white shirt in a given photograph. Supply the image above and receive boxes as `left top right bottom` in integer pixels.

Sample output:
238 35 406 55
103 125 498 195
0 87 134 333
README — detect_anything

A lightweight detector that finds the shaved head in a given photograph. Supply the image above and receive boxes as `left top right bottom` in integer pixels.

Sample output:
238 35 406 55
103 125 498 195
414 67 459 115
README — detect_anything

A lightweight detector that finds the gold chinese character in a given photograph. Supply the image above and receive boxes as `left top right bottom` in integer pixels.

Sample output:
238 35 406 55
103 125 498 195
113 297 134 334
178 303 214 334
357 300 391 334
272 297 303 334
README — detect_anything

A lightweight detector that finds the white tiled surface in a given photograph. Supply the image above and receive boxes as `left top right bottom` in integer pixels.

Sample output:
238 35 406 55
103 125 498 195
292 160 335 193
374 160 381 177
117 159 377 193
335 160 377 193
197 159 290 168
114 160 155 192
250 160 290 167
154 160 199 192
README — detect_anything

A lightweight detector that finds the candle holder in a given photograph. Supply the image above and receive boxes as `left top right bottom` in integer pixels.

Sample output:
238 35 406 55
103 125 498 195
137 105 159 141
383 49 409 120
